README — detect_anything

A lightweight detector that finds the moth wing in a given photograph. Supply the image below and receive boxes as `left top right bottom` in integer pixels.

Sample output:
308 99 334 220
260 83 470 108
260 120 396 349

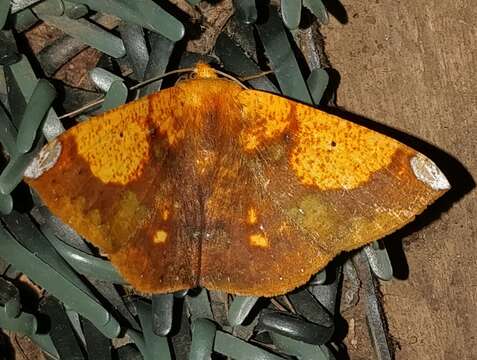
25 87 200 293
200 90 449 296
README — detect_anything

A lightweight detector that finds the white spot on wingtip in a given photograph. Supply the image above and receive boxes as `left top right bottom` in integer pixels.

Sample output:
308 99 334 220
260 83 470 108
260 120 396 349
410 153 450 190
24 140 62 179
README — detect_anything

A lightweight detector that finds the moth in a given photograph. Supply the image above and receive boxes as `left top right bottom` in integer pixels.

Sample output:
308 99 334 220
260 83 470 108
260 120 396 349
24 64 450 296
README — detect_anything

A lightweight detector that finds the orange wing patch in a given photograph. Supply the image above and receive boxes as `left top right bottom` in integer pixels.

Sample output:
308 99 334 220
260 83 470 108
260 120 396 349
249 233 269 248
247 207 258 224
161 209 170 221
238 91 292 151
290 104 400 190
153 230 168 244
25 63 449 297
148 89 187 146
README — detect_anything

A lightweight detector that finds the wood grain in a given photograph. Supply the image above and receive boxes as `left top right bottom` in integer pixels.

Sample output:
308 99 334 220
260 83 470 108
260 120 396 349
322 0 476 359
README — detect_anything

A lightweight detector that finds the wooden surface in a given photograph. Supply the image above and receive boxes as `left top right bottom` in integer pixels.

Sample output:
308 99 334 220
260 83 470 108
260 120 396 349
322 1 476 359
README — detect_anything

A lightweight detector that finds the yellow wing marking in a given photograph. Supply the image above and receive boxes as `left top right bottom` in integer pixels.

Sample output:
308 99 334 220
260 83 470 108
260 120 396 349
71 98 151 185
290 104 400 190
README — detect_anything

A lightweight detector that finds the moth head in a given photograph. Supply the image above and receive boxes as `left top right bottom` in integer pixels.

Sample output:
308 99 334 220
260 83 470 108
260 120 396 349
194 62 218 79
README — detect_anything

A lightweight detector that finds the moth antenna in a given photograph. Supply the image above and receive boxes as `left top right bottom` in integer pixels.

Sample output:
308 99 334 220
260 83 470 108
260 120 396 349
239 70 274 82
59 66 246 119
129 67 195 90
58 98 105 119
211 69 249 89
59 68 196 120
